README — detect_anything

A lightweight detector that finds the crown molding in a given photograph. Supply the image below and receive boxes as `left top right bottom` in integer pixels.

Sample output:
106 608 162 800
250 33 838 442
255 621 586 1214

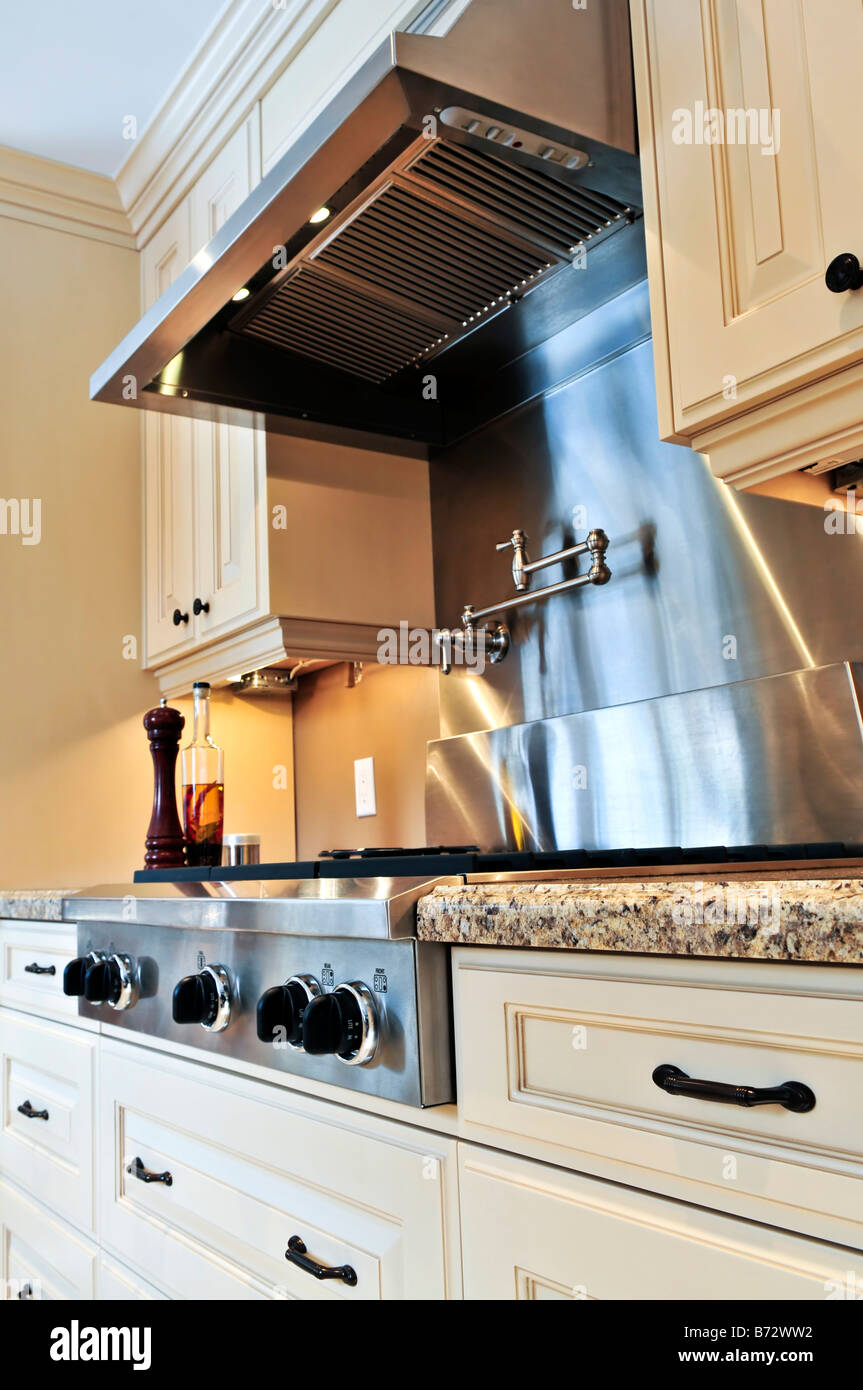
115 0 341 246
0 144 134 248
154 614 379 695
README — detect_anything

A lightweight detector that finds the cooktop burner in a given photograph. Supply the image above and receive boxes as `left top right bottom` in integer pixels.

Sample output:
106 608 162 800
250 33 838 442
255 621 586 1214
320 845 480 860
133 841 863 884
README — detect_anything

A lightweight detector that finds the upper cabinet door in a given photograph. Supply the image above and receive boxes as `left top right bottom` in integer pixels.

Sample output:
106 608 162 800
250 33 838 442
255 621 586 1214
190 117 269 644
260 0 437 174
142 200 195 665
188 114 260 256
633 0 863 478
194 425 269 645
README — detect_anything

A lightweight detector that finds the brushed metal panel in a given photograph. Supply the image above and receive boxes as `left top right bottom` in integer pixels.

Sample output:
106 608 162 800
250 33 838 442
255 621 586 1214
427 663 863 853
74 922 453 1107
430 282 863 740
66 877 443 938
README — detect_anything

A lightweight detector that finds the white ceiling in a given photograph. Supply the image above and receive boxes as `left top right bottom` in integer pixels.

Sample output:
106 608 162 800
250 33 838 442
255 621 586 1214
0 0 228 177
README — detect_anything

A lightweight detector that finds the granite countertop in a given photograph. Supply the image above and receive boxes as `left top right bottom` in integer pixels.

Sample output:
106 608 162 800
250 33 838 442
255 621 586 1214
417 875 863 964
0 891 77 922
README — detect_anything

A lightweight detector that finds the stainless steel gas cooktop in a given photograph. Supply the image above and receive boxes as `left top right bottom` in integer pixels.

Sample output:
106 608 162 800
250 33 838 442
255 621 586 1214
64 877 453 1108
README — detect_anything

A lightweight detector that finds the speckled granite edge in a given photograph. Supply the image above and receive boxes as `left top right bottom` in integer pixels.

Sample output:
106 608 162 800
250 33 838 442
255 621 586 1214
0 891 77 922
417 877 863 963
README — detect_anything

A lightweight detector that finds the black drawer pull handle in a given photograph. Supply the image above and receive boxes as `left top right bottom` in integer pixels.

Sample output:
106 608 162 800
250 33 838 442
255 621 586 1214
653 1064 815 1113
127 1155 173 1186
285 1235 357 1287
24 962 56 975
17 1100 49 1121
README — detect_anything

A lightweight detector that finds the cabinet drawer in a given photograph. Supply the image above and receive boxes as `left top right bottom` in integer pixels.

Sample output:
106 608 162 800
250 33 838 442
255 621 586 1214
0 1010 96 1233
99 1039 459 1300
96 1254 168 1301
459 1144 863 1300
454 949 863 1245
0 1179 96 1300
0 922 81 1023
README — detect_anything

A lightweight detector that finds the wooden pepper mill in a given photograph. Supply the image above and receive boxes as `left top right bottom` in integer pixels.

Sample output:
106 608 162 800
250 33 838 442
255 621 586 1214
143 698 186 870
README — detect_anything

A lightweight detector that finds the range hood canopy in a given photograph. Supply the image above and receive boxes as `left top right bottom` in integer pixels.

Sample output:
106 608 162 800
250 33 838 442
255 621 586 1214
91 0 641 454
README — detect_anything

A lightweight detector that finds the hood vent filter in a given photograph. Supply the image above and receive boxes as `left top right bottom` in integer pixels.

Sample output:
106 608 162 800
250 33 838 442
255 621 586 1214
236 137 633 386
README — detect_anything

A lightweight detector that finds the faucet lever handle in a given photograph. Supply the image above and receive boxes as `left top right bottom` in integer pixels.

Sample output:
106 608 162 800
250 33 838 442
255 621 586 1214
496 529 529 590
496 528 527 552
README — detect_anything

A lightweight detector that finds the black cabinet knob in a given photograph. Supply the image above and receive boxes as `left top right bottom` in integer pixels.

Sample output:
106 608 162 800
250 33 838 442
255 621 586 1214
826 252 863 293
172 608 189 626
193 597 210 616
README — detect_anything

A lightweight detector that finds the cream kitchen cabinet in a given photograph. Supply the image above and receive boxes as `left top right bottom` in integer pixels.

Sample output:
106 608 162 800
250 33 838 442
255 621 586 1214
453 946 863 1252
98 1039 461 1300
459 1145 863 1300
260 0 448 175
142 198 195 664
0 1010 97 1235
0 1180 97 1301
631 0 863 486
141 118 434 690
143 116 266 668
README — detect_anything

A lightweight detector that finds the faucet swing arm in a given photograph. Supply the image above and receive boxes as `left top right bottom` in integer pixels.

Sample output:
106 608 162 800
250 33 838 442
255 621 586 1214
434 527 611 675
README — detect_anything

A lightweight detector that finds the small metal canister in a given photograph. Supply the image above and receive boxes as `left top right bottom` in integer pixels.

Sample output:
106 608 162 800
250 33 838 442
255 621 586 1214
222 834 261 867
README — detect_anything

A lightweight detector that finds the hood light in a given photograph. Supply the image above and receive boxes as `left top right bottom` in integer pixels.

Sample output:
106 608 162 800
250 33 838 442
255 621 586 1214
232 287 251 302
309 206 331 225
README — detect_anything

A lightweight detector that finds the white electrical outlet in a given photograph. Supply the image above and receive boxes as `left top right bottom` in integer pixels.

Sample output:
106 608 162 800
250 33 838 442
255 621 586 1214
354 756 377 818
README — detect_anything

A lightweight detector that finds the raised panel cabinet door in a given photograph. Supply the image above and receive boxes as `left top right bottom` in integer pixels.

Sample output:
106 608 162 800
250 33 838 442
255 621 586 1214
260 0 433 175
96 1255 168 1301
458 1145 863 1301
191 116 269 643
194 424 268 643
0 1010 97 1233
0 1180 97 1301
98 1039 460 1300
188 115 260 256
142 199 195 665
453 947 863 1250
634 0 863 437
0 922 82 1024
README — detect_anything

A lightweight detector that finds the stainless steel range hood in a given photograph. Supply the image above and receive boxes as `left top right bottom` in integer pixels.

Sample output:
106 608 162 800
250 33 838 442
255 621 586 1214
90 0 641 454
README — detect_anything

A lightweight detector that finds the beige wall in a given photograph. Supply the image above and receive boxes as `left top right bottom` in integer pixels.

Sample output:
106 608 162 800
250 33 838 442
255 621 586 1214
292 662 439 859
265 433 436 629
745 469 841 507
0 204 298 887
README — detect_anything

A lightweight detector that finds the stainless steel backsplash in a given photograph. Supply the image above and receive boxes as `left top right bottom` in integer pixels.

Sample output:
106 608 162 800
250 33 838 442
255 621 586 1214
429 280 863 738
426 279 863 849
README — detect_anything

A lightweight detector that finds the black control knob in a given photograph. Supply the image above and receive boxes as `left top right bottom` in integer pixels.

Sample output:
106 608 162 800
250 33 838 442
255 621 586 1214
826 252 863 293
83 957 120 1005
63 956 96 997
172 964 231 1032
192 597 210 616
172 607 189 626
301 983 378 1065
257 977 320 1048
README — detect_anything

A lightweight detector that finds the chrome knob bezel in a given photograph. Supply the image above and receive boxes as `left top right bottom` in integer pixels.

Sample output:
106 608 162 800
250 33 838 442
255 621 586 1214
333 981 379 1067
200 964 232 1032
285 974 322 1050
107 953 139 1011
